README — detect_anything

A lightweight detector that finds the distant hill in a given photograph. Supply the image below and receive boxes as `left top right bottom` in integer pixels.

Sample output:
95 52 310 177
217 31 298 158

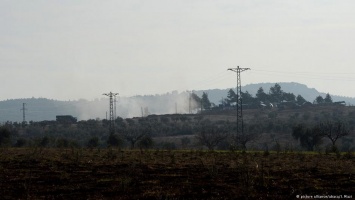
0 98 81 122
0 92 195 122
193 82 355 105
1 82 355 122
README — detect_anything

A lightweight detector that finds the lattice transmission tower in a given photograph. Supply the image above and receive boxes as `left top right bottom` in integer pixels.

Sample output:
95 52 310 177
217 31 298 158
103 92 119 135
228 66 250 138
20 103 27 125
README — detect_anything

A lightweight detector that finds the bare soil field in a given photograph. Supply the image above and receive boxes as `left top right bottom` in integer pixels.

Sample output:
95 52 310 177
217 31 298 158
0 148 354 199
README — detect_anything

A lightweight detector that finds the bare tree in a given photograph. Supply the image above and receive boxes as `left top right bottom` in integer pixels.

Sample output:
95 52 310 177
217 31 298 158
195 120 228 150
233 123 261 150
122 119 152 149
235 132 259 150
123 126 148 149
317 121 349 147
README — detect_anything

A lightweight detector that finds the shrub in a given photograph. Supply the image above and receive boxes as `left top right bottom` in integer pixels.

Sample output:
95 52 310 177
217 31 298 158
0 127 11 147
137 135 154 150
39 136 50 147
87 137 99 148
159 142 176 150
107 133 123 148
56 138 69 148
14 138 27 147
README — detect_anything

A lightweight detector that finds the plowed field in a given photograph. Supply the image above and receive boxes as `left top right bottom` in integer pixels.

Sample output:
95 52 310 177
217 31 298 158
0 148 353 199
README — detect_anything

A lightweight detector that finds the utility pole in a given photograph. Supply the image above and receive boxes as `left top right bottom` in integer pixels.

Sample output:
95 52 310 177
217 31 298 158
189 91 192 114
21 103 27 125
114 95 117 120
103 92 119 135
228 66 250 141
200 99 203 113
221 97 224 109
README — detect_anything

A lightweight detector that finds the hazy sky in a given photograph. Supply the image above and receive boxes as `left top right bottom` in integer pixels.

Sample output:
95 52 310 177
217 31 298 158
1 0 355 101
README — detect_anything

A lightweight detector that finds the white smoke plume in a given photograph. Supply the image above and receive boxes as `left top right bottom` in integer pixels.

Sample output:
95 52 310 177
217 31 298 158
75 91 200 120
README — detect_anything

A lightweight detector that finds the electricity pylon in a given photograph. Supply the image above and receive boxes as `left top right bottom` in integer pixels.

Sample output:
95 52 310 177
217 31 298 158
103 92 119 135
114 95 117 120
20 103 27 125
228 66 250 140
188 91 193 114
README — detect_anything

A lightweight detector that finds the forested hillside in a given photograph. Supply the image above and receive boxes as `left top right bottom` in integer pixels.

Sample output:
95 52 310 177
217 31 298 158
193 82 355 105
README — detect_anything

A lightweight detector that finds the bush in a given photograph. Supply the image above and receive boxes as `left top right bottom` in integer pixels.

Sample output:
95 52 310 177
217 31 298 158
137 135 154 150
56 138 69 148
181 137 191 149
325 145 340 154
271 141 281 154
159 142 176 150
0 127 11 147
107 133 123 148
39 136 50 147
14 138 27 147
303 112 311 120
87 137 99 148
268 112 278 119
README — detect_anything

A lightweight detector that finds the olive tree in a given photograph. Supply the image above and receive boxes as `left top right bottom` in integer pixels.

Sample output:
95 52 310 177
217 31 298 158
195 120 228 150
292 124 323 151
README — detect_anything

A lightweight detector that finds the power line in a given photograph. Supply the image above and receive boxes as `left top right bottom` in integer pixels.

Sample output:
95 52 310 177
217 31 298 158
252 69 355 81
253 68 355 75
175 71 235 92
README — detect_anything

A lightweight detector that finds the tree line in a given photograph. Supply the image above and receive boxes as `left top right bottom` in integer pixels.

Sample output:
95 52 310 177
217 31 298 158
1 107 354 152
197 83 336 110
0 83 353 151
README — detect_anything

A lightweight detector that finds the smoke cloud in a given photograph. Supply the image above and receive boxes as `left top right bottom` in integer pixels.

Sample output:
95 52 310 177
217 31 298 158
75 91 200 120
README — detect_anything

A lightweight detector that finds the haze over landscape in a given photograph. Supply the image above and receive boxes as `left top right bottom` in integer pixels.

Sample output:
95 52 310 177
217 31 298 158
1 2 355 198
1 82 355 122
1 1 355 102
